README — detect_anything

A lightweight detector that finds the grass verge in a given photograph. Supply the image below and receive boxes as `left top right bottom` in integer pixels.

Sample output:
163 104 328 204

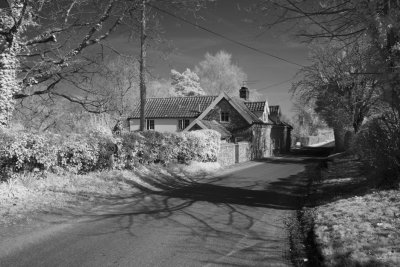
0 161 221 226
311 156 400 266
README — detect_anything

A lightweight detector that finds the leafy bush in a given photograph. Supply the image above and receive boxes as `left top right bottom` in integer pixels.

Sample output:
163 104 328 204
353 111 400 185
180 129 221 162
0 129 118 177
0 130 58 172
57 134 99 173
120 130 220 165
0 128 221 180
92 131 118 170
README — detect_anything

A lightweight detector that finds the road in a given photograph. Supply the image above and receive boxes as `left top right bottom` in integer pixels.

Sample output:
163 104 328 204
0 160 311 267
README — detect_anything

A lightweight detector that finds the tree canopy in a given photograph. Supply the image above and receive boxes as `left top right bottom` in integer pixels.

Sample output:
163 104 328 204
194 50 247 96
170 68 205 97
0 0 210 127
293 40 383 133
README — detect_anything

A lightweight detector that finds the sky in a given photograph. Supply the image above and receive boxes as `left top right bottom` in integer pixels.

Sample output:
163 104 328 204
105 0 311 117
1 0 310 118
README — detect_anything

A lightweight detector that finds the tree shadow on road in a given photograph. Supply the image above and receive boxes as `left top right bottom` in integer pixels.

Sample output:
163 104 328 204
124 161 316 211
24 159 321 266
74 160 318 235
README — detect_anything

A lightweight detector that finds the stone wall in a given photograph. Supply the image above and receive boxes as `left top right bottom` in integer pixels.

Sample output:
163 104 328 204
218 143 236 166
252 124 272 158
237 141 252 163
218 141 252 166
296 131 335 147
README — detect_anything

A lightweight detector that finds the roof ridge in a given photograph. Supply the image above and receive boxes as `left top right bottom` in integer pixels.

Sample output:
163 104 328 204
145 95 218 100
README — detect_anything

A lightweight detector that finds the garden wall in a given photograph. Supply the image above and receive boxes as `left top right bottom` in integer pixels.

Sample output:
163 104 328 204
296 132 335 147
218 141 252 166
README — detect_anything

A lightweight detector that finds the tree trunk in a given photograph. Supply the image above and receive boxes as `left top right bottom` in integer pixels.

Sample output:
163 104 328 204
333 127 346 153
0 43 20 127
139 0 147 131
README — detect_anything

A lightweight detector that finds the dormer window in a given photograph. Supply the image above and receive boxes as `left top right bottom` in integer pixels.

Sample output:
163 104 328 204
221 111 230 122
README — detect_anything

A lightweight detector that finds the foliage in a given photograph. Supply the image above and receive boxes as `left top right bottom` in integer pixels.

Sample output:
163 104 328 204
194 50 248 96
0 0 211 128
0 0 134 127
0 130 58 173
121 129 221 165
14 97 116 134
353 110 400 183
259 0 400 115
180 129 221 162
0 129 113 179
170 68 205 97
0 128 221 181
293 40 382 134
93 56 140 118
290 100 328 139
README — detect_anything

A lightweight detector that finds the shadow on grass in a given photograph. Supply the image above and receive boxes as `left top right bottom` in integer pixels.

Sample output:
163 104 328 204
307 159 381 207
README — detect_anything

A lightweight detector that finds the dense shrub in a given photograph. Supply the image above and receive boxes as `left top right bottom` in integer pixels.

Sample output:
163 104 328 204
0 130 58 172
120 129 221 165
180 129 221 162
0 128 221 180
353 111 400 185
57 134 100 173
92 131 119 170
0 129 116 177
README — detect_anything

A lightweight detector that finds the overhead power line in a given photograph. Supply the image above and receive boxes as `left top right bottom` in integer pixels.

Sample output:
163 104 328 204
256 77 295 90
148 3 306 68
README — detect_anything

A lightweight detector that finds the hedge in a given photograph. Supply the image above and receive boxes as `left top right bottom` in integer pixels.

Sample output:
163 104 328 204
0 128 221 180
352 111 400 184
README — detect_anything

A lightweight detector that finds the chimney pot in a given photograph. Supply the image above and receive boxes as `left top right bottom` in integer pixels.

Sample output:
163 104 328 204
239 86 249 101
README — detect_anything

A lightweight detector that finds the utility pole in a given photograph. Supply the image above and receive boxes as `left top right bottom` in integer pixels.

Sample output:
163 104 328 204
139 0 147 131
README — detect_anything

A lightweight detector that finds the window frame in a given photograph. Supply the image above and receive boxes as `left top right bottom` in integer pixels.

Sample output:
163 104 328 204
178 119 190 130
220 111 230 122
146 119 155 130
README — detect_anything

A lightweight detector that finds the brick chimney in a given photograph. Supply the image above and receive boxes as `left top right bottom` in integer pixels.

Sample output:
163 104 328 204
239 86 249 101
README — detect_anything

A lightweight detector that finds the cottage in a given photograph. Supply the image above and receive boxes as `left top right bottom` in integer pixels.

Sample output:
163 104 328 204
128 87 292 157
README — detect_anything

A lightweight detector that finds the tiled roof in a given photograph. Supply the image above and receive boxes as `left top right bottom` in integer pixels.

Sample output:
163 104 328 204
129 96 218 118
129 94 281 126
199 120 232 139
244 101 265 112
230 97 263 123
244 102 280 117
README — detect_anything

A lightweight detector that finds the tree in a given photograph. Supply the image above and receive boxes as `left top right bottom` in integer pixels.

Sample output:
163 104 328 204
194 51 248 96
258 0 400 112
94 56 139 119
0 0 134 127
292 40 383 150
170 68 205 97
291 100 327 138
0 0 209 128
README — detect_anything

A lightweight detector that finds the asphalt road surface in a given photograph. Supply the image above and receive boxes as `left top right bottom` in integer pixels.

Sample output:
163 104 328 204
0 160 310 267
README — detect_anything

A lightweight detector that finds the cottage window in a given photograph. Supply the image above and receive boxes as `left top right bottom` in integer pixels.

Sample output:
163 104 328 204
146 119 155 130
178 119 190 130
220 112 229 122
